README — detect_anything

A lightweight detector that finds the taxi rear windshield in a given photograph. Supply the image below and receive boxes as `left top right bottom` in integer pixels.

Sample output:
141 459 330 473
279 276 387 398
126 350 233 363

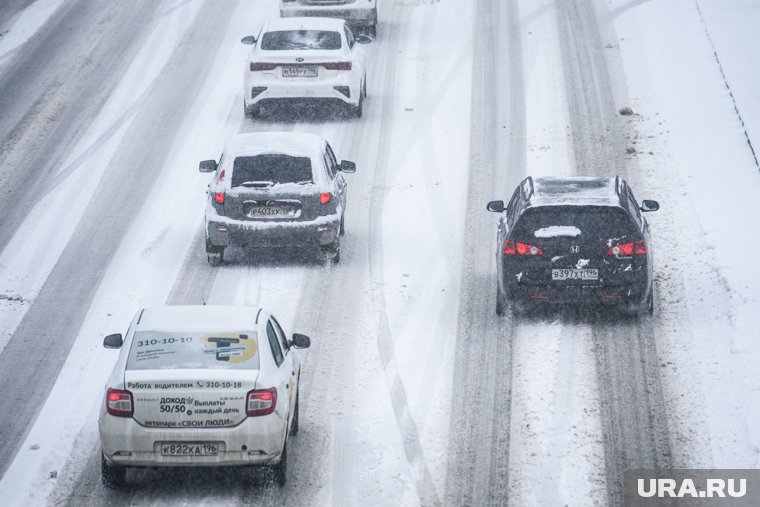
127 331 260 371
232 155 313 186
261 30 342 50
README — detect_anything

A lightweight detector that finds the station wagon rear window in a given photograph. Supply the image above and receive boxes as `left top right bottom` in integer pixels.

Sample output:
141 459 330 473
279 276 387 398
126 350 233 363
514 206 638 240
261 30 342 50
127 331 260 370
232 155 313 187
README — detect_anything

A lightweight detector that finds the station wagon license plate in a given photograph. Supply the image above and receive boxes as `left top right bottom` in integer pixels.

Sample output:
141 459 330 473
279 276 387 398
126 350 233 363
552 268 599 281
247 206 294 218
282 66 317 78
160 442 219 457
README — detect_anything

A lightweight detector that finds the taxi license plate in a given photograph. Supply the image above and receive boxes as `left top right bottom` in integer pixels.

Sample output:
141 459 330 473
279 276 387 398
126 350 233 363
247 206 293 218
282 66 317 78
160 442 219 457
552 268 599 281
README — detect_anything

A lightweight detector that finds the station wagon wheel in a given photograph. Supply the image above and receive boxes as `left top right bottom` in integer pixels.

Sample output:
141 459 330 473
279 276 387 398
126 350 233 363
496 284 506 316
322 240 340 263
101 453 126 489
272 441 287 486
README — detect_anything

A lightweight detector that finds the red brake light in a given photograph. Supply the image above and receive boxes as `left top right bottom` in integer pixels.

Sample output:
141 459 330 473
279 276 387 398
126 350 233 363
246 388 277 417
322 61 352 71
319 192 332 205
106 388 133 417
503 240 543 255
607 241 646 256
250 62 277 71
214 192 225 204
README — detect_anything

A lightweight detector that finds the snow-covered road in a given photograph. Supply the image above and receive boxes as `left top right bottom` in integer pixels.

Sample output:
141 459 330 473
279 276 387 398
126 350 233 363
0 0 758 505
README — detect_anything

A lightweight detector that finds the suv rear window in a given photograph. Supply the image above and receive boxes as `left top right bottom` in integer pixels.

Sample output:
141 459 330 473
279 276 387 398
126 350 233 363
127 331 260 370
232 155 313 187
514 206 638 240
261 30 342 50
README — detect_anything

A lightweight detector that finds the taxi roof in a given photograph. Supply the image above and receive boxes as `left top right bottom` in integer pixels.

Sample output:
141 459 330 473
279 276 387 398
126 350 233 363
136 305 262 333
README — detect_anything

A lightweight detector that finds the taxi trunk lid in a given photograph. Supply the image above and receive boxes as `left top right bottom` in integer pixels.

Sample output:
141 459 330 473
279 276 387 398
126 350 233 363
125 369 258 429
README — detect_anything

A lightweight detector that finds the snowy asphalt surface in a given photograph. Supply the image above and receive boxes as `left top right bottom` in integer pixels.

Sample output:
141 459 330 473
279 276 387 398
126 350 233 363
0 0 757 505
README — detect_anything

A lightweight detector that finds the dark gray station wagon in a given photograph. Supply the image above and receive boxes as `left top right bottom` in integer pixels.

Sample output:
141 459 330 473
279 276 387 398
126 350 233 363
200 132 355 265
487 176 660 315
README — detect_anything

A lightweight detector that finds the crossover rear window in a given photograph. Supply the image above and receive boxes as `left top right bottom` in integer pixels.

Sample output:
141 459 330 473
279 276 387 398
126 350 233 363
232 155 313 187
261 30 342 50
126 331 260 370
514 206 638 240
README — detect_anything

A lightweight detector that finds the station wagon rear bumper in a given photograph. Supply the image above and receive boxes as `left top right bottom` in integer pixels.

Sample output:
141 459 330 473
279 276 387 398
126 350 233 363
206 211 340 249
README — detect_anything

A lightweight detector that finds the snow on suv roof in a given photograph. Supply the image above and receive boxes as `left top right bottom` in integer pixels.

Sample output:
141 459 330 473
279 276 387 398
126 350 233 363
137 305 261 332
529 176 621 207
262 17 346 33
225 132 325 158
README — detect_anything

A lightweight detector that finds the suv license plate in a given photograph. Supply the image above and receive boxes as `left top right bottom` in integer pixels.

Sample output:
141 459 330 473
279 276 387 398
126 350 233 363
282 66 317 78
248 206 293 217
160 442 219 457
552 268 599 281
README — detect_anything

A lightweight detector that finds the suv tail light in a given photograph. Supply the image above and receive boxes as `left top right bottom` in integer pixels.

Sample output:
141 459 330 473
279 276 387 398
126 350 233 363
503 240 543 256
607 240 647 256
106 388 133 417
214 192 225 204
322 61 352 71
250 62 278 71
246 388 277 417
319 192 332 205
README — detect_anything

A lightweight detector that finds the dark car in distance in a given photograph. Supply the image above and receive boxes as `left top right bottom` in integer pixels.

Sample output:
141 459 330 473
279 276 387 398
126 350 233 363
487 176 660 315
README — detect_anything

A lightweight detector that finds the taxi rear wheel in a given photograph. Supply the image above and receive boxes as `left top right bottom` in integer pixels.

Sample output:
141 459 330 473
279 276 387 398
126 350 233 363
272 442 287 486
101 453 126 489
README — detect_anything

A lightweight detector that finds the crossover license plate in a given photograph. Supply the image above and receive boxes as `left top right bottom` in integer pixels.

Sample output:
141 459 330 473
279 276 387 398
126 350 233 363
552 268 599 281
160 442 219 457
247 206 294 217
282 66 317 78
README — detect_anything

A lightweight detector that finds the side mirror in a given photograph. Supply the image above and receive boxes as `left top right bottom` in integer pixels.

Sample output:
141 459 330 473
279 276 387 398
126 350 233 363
355 35 372 44
486 200 505 213
290 333 311 349
339 160 356 173
103 333 123 349
199 160 217 173
241 35 256 45
640 200 659 212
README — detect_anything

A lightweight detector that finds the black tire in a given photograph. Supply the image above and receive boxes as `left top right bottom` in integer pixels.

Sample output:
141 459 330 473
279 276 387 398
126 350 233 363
206 239 224 266
368 24 377 38
352 93 363 118
496 284 506 316
243 100 253 119
272 441 287 486
101 453 126 489
339 214 345 236
645 287 654 315
322 240 340 263
290 392 299 436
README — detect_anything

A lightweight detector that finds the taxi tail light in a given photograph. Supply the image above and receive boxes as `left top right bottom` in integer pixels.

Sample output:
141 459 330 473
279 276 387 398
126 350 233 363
322 61 352 71
503 240 543 256
607 240 647 256
319 192 332 205
246 388 277 417
214 192 225 204
106 388 133 417
250 62 277 71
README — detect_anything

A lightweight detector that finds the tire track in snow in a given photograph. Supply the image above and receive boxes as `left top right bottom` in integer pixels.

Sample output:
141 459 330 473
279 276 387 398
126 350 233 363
443 0 524 504
556 0 672 503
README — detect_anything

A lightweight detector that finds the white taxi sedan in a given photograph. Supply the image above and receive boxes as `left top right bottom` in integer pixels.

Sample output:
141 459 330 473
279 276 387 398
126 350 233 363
98 305 311 487
241 17 371 118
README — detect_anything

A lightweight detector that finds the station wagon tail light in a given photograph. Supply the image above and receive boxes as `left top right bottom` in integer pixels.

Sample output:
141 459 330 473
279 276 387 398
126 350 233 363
106 388 133 417
607 240 647 256
250 62 278 71
319 192 332 205
213 192 225 204
503 240 543 256
322 62 352 71
246 388 277 417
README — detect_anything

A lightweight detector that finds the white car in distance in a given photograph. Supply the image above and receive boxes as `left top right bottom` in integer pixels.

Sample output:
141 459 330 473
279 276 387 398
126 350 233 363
98 305 311 487
241 17 371 118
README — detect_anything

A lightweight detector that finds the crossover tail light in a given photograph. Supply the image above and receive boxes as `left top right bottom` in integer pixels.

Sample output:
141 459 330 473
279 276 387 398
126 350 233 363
246 388 277 417
503 240 543 256
319 192 332 205
106 388 133 417
213 192 225 204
